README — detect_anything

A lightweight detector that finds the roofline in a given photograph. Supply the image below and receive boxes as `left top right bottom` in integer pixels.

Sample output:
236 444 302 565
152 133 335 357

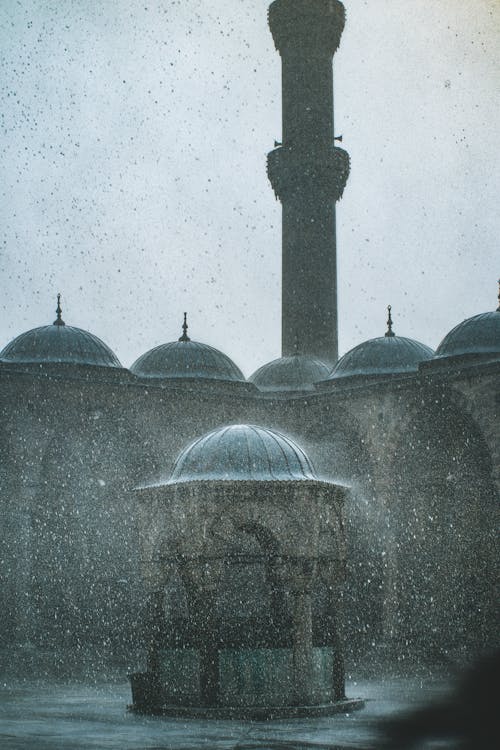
135 477 349 492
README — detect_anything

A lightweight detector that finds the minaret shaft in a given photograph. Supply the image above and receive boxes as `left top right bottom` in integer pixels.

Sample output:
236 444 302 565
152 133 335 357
267 0 349 366
281 56 334 147
282 199 337 363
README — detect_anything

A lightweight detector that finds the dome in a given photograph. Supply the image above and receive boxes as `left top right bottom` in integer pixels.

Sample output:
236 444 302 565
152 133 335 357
0 296 121 368
434 311 500 360
329 336 434 380
170 424 316 483
249 354 330 391
130 314 244 382
326 307 434 380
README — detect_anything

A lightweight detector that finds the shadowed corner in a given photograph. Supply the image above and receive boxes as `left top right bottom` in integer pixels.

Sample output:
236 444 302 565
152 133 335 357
373 648 500 749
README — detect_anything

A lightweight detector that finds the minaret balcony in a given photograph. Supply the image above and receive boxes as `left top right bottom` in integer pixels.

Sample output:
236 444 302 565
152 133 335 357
267 143 350 202
268 0 345 58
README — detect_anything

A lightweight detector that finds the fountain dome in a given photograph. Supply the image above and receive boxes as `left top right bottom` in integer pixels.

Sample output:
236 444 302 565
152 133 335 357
170 423 316 483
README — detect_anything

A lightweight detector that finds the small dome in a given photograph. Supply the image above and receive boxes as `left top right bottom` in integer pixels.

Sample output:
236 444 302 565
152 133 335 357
326 307 433 381
170 424 316 483
130 314 244 382
0 296 121 368
328 336 434 380
249 354 330 391
434 312 500 360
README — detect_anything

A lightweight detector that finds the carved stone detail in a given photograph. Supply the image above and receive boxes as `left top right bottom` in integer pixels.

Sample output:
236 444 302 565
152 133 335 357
267 145 350 202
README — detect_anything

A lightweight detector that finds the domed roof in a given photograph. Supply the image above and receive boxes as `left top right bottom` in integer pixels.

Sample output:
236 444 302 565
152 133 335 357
0 295 122 368
434 310 500 360
249 354 330 391
130 314 244 382
327 307 434 381
170 424 316 483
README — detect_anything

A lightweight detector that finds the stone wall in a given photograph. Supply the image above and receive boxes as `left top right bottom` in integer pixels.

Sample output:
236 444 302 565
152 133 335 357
0 360 497 673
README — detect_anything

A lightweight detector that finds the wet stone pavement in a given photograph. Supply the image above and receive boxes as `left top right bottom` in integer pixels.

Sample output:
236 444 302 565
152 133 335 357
0 677 451 749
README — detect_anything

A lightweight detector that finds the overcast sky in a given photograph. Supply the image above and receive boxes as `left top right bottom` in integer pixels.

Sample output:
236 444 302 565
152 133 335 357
1 0 498 375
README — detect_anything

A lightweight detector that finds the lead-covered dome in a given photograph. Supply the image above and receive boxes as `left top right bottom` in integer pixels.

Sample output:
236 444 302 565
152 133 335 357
325 307 433 381
0 296 121 368
249 354 330 391
170 424 316 483
434 311 500 360
130 314 244 382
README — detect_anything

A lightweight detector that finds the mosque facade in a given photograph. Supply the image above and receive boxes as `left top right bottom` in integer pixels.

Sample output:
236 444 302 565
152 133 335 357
0 0 498 680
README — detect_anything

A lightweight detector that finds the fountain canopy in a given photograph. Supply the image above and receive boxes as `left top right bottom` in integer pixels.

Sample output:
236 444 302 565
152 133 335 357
131 424 361 718
169 424 316 483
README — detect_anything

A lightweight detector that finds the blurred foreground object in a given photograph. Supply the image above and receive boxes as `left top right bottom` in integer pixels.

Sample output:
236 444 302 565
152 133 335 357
376 649 500 749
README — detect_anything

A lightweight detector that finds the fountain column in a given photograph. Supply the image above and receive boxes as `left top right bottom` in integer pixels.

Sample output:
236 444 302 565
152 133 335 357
288 561 316 704
181 560 223 706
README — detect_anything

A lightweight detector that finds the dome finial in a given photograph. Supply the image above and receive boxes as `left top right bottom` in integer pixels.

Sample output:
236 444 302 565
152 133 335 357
178 312 190 342
385 305 395 337
497 279 500 312
53 293 65 327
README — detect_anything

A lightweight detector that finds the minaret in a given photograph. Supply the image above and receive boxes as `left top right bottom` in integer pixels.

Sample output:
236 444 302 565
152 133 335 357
267 0 350 365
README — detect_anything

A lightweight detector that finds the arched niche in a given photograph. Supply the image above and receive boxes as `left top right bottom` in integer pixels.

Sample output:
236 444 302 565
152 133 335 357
16 408 159 655
379 384 498 657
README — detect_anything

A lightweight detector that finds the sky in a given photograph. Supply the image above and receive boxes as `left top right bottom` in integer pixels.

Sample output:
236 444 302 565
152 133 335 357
1 0 499 376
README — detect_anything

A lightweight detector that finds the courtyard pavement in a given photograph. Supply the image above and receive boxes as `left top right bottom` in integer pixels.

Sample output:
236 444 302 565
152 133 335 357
0 675 454 749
